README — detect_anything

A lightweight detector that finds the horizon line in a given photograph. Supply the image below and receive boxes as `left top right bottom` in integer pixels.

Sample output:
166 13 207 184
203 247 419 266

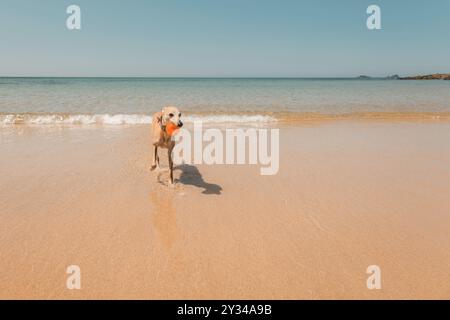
0 75 405 79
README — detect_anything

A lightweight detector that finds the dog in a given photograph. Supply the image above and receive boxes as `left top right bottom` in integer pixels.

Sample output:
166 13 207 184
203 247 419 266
150 106 183 185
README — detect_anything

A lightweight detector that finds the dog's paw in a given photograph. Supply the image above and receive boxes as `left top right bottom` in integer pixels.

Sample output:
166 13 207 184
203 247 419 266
151 164 162 172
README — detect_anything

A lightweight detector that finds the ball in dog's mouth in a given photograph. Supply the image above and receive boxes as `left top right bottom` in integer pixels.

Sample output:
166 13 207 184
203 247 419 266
166 122 181 136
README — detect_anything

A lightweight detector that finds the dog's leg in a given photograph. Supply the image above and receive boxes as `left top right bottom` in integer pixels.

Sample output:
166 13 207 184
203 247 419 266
150 145 159 171
168 147 174 186
156 151 160 169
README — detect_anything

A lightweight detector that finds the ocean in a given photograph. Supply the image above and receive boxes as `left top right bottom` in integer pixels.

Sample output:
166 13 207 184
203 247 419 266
1 77 450 125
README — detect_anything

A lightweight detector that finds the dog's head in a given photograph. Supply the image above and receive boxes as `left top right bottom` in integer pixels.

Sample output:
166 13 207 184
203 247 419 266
161 106 183 128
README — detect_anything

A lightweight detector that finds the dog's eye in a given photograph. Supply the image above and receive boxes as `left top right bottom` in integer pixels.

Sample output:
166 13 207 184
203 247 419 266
179 113 181 117
169 113 174 118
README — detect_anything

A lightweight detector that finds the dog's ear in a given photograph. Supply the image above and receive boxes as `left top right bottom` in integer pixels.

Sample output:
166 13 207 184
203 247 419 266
160 114 168 125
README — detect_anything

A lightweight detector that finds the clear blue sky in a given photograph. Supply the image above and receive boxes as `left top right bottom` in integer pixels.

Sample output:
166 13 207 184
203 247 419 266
1 0 449 77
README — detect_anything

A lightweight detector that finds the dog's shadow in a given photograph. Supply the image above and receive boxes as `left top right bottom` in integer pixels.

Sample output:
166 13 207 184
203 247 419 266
175 164 222 195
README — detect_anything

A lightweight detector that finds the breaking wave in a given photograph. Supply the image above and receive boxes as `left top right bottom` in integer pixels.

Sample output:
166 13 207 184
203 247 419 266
0 113 277 125
1 112 449 126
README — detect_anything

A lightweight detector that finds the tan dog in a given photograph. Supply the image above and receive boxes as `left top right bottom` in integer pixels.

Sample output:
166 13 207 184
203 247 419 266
150 106 183 185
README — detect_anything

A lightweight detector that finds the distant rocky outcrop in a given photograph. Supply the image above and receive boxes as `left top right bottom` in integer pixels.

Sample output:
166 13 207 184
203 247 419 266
354 74 450 80
400 73 450 80
385 74 400 80
356 74 400 80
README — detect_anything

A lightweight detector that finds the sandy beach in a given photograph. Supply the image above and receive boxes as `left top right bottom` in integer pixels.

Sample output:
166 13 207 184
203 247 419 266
1 120 450 299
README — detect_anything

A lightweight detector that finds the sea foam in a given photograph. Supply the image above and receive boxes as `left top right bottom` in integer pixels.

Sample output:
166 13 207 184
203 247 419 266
0 113 277 125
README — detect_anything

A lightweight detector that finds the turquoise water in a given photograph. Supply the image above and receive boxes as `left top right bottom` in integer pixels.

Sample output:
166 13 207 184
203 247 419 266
1 78 450 124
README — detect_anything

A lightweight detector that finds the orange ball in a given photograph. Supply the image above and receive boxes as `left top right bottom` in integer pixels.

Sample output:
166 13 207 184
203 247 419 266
166 122 180 136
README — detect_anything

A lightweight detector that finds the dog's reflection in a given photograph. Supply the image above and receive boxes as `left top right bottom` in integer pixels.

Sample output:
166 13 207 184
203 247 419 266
150 165 221 251
149 188 178 250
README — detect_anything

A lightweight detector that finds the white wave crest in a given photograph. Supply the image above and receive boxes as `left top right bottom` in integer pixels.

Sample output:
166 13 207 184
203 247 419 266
184 115 276 123
0 114 277 125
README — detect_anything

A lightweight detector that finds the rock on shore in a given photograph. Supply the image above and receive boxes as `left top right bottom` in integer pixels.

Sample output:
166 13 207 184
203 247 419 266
400 73 450 80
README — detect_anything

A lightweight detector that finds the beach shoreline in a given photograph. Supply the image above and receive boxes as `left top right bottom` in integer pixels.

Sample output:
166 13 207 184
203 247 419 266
1 120 449 299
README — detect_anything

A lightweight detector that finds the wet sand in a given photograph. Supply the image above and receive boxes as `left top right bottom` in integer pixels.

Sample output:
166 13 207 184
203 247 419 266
1 121 450 299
